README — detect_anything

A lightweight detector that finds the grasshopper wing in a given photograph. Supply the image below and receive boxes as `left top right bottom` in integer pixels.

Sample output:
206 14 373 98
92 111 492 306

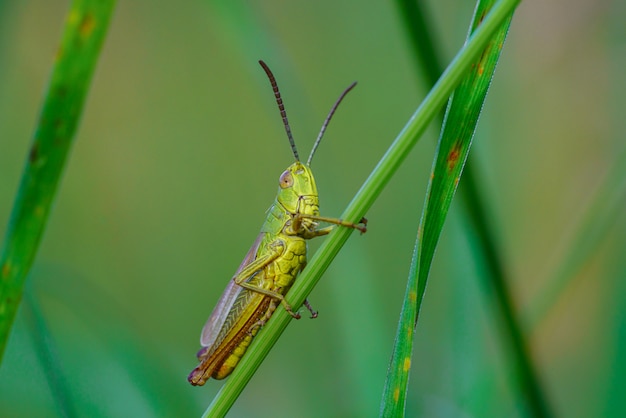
199 233 265 350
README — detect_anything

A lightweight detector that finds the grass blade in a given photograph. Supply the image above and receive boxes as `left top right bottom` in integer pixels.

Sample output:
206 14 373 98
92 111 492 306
395 0 555 415
0 0 116 361
22 291 77 418
379 0 552 416
526 146 626 329
202 1 520 415
394 0 443 86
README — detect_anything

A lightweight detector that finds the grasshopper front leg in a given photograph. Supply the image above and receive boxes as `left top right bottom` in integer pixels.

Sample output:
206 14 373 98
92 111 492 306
293 213 368 237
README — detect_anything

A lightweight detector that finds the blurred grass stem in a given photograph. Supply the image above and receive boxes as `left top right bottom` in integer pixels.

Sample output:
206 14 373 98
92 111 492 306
0 0 116 361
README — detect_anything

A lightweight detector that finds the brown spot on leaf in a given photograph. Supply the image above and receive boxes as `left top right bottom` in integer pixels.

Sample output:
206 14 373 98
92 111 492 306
29 142 39 163
477 9 487 25
55 86 68 98
447 143 462 172
2 262 10 279
80 14 96 38
479 47 489 65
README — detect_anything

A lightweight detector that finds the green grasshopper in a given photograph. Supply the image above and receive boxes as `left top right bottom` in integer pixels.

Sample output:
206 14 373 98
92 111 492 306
188 61 366 385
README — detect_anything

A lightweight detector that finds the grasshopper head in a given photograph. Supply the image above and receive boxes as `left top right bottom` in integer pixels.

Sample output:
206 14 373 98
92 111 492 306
258 60 355 219
277 161 319 216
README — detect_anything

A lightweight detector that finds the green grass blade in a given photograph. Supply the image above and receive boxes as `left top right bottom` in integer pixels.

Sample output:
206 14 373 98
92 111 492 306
22 291 77 418
401 0 553 415
202 1 520 415
378 241 420 418
461 169 553 418
394 0 443 85
379 1 552 416
395 0 555 415
0 0 116 361
395 2 524 376
417 2 513 303
605 230 626 416
526 146 626 330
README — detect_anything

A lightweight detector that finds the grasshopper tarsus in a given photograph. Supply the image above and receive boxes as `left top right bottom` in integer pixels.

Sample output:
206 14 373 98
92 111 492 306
281 299 302 319
356 217 368 234
304 298 318 319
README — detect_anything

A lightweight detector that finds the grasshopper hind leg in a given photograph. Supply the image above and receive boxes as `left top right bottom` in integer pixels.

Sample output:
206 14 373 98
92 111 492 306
249 296 318 336
303 298 318 318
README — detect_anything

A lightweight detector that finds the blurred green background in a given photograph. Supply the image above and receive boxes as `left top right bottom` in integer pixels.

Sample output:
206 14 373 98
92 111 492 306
1 0 625 417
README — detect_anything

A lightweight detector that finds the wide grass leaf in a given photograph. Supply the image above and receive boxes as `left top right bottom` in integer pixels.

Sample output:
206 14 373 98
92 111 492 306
378 1 549 417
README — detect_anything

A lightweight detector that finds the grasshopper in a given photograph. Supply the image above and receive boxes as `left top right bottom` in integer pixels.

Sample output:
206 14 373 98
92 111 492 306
188 60 366 385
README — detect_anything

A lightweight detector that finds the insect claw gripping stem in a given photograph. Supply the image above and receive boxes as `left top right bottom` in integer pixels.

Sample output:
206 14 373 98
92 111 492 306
358 217 368 234
303 298 319 319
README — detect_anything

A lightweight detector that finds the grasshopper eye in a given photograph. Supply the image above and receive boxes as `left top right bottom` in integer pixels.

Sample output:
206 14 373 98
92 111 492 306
279 170 293 189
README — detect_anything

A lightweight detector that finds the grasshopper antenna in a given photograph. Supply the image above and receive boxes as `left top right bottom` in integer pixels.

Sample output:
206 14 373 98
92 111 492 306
307 81 357 166
259 60 300 162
